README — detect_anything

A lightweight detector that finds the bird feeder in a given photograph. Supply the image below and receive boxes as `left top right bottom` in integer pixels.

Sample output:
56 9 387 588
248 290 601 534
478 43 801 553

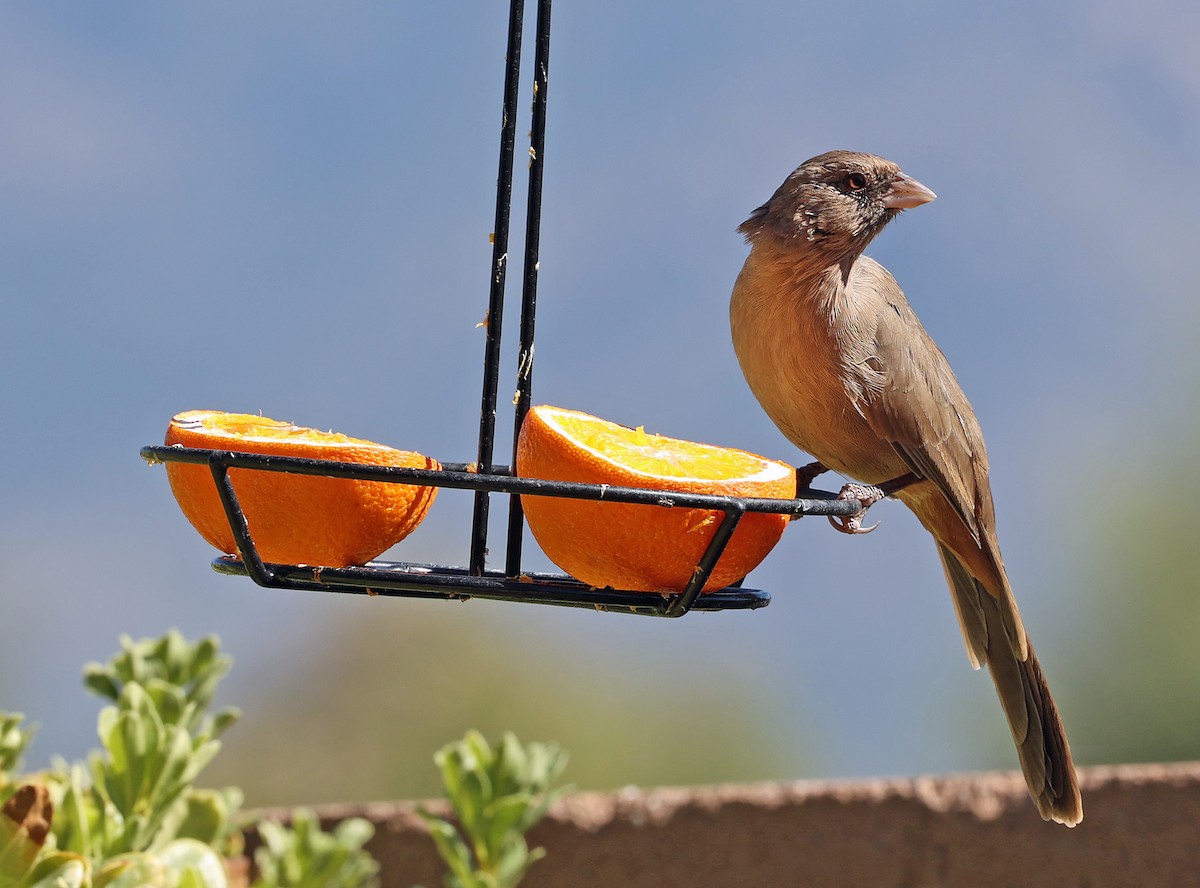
139 0 860 617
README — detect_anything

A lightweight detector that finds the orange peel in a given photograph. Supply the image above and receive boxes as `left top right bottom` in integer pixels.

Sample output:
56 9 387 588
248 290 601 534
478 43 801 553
164 410 438 567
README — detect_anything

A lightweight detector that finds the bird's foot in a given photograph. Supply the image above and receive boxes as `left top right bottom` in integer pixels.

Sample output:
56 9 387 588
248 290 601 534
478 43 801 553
789 461 831 521
828 483 886 535
795 461 830 490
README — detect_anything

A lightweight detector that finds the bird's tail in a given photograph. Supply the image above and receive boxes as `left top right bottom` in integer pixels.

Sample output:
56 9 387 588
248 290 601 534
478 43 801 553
938 543 1083 826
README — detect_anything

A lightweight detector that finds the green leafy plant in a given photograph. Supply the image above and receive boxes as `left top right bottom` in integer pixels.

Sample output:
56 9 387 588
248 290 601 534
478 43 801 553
1 632 571 888
49 633 240 866
83 632 241 743
419 731 568 888
252 809 377 888
0 631 380 888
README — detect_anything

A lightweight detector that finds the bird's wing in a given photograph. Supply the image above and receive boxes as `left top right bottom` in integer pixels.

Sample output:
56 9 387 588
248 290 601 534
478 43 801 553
851 259 1027 658
849 259 994 545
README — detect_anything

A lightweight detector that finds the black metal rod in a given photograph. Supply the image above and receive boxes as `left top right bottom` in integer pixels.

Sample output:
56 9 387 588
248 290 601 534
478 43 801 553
210 557 771 616
198 457 769 614
208 458 275 585
143 445 860 518
471 0 526 576
665 504 745 617
505 0 553 578
147 443 853 616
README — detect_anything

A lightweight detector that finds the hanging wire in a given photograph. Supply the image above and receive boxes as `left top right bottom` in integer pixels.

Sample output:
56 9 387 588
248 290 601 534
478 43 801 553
505 0 553 578
470 0 527 576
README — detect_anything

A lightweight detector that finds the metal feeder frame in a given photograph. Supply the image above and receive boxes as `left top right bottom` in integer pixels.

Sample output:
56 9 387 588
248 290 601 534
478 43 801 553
139 0 862 618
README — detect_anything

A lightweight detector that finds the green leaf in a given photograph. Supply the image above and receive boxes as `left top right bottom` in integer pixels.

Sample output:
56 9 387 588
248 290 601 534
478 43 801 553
181 739 221 786
159 632 188 680
463 733 492 783
481 795 529 864
120 713 151 818
438 747 486 841
23 851 92 888
205 708 241 742
0 713 36 780
83 668 122 703
51 762 101 858
491 734 525 801
96 709 120 769
173 788 241 846
145 727 199 814
94 852 166 888
157 838 228 888
120 636 145 685
459 770 490 849
423 818 475 886
0 804 41 882
330 817 373 851
145 679 187 728
519 783 569 836
494 840 540 888
190 638 218 679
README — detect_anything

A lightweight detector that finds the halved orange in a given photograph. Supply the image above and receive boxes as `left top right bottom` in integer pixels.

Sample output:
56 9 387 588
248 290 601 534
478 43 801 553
515 405 796 592
163 410 439 567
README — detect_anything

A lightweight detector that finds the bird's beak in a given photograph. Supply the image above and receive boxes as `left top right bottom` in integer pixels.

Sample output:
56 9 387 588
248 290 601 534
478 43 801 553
882 173 937 209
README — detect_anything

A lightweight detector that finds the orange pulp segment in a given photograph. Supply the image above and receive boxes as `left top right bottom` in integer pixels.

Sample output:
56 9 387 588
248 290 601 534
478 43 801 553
515 405 795 592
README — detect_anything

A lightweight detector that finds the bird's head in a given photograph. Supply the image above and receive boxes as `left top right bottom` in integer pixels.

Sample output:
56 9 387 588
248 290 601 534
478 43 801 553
739 150 935 262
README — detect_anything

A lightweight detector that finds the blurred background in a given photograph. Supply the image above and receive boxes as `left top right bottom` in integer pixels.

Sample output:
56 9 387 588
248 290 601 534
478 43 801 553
3 0 1198 806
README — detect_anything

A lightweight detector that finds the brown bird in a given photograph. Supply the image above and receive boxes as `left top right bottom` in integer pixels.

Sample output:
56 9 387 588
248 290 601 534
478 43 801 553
729 150 1082 825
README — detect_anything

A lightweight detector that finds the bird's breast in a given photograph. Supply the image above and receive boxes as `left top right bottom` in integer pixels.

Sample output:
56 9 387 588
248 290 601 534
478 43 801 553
729 249 903 482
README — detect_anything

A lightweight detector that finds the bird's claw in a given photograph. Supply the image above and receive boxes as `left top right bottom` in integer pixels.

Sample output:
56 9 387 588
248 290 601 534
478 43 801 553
828 514 879 534
827 483 885 535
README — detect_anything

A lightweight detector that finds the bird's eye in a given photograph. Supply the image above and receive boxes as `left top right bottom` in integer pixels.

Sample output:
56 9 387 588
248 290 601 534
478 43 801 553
846 172 868 191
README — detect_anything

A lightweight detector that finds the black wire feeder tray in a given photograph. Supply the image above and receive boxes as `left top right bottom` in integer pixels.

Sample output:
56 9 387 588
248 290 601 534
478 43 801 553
139 0 863 619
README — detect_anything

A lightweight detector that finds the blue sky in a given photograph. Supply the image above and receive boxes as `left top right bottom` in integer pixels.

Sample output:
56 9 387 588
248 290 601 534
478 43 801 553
3 1 1198 799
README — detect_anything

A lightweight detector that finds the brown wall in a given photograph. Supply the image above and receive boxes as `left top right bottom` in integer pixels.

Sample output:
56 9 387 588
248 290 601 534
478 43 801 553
256 762 1200 887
